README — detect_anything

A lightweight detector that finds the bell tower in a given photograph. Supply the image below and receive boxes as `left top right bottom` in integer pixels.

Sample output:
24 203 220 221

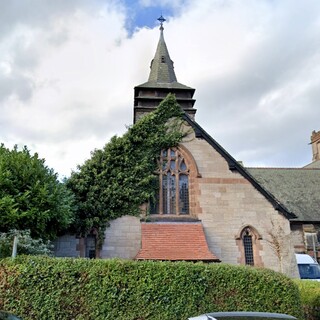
133 16 196 123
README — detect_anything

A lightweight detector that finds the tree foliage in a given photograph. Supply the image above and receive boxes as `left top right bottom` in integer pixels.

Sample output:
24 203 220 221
67 94 185 242
0 144 74 240
0 230 53 258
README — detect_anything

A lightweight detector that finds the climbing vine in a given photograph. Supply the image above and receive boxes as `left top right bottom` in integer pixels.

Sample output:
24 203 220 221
67 94 185 245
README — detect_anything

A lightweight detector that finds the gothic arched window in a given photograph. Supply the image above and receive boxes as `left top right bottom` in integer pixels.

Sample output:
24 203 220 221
151 148 189 215
236 225 263 267
242 228 254 265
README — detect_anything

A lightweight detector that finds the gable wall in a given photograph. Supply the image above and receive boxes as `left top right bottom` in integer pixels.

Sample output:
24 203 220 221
54 123 299 277
181 130 299 277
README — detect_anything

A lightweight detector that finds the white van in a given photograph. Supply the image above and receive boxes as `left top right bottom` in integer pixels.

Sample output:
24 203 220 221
295 253 320 281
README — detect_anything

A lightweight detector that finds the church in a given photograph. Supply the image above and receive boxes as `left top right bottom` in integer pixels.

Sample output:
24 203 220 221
54 17 320 278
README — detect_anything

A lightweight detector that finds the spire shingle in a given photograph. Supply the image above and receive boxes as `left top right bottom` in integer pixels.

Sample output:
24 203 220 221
148 26 177 84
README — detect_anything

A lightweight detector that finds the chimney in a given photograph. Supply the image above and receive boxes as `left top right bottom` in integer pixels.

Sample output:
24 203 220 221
311 130 320 161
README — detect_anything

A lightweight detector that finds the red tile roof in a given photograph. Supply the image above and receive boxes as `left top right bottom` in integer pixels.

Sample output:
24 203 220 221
135 222 220 261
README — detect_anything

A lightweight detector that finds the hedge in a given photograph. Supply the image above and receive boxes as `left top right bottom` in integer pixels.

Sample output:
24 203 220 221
294 279 320 320
0 256 303 320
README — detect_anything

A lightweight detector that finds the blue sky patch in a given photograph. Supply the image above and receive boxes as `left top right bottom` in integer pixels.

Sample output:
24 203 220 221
123 1 177 34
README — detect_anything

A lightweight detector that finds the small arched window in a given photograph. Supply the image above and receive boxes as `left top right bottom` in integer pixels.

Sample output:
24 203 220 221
242 228 254 265
236 225 263 267
150 148 189 215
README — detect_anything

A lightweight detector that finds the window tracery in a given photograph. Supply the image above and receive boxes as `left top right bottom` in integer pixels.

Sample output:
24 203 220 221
151 148 189 215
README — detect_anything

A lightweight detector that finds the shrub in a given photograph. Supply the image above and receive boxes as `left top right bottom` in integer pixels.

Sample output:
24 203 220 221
294 279 320 320
0 230 53 258
0 257 303 320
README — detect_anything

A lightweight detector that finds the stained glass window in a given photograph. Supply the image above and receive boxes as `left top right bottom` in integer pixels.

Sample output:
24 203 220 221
151 148 189 215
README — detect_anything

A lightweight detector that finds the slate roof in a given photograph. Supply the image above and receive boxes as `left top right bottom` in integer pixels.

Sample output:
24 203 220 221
135 223 220 261
181 113 297 220
182 113 320 223
136 81 194 90
304 160 320 169
246 168 320 222
135 26 194 91
181 113 319 223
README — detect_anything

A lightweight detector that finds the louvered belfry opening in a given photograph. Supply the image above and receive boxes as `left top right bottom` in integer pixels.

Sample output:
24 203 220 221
133 16 196 123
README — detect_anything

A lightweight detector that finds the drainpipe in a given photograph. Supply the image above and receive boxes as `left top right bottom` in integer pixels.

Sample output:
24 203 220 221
312 234 317 261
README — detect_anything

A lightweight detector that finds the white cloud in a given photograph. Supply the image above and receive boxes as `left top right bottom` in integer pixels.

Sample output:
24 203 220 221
138 0 187 8
164 0 320 167
1 0 320 178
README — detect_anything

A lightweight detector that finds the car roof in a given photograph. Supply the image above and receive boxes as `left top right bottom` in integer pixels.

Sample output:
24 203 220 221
189 312 297 320
0 311 22 320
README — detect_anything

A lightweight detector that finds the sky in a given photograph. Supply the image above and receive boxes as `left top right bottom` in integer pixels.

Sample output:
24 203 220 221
1 0 320 179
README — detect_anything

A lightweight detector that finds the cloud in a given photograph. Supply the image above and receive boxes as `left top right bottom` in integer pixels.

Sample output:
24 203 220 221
1 0 320 178
163 0 320 167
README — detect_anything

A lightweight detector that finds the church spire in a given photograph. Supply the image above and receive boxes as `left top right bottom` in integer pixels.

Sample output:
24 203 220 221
148 15 177 84
158 14 165 31
133 16 196 123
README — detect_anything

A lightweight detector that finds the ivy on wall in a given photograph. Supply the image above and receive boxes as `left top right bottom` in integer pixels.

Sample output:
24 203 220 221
67 94 185 244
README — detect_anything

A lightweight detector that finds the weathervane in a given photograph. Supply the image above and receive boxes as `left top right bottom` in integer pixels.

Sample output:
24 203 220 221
157 15 166 30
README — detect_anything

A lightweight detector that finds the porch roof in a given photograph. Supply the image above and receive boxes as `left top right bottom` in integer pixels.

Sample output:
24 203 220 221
135 222 220 262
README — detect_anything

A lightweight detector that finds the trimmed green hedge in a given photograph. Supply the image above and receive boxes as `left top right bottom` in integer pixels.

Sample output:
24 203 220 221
294 279 320 320
0 257 302 320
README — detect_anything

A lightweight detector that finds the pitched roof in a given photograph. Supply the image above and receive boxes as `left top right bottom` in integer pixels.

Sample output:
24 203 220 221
181 113 297 220
148 26 177 83
182 113 320 223
246 168 320 222
135 223 220 261
304 160 320 169
135 25 194 91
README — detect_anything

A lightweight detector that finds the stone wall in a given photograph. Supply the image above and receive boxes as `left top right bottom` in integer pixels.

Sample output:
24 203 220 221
53 122 300 278
181 129 299 278
100 215 141 259
54 234 80 257
291 223 306 253
54 217 141 259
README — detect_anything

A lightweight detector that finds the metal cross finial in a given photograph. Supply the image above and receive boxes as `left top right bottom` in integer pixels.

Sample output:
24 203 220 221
158 15 166 30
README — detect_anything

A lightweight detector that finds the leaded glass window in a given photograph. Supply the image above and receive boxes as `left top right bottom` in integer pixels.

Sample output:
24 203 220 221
151 148 189 215
243 228 254 265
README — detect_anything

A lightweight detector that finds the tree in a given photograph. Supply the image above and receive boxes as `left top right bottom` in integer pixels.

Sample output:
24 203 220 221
0 229 53 258
67 94 186 244
0 144 75 240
